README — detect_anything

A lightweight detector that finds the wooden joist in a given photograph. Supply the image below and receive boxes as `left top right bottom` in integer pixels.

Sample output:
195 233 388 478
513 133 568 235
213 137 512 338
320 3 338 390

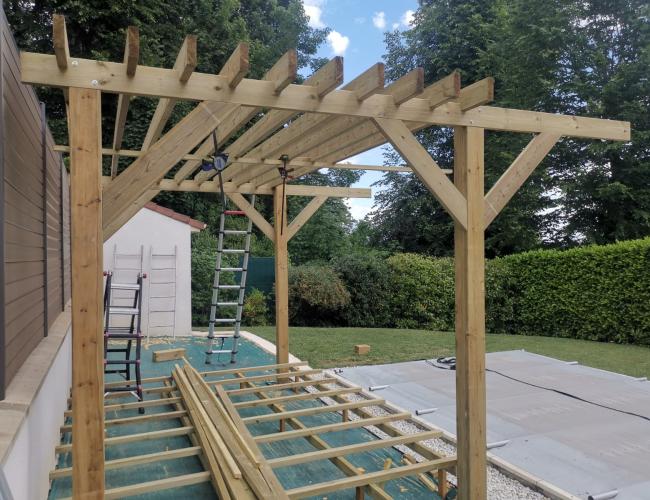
64 396 181 417
227 376 339 396
242 398 386 424
208 368 322 386
50 446 201 479
55 426 194 453
254 412 411 444
286 457 456 499
60 409 186 433
268 430 442 468
232 386 360 409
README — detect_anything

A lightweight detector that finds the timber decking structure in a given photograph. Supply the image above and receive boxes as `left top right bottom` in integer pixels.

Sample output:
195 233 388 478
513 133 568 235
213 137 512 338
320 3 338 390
57 361 455 499
21 13 631 499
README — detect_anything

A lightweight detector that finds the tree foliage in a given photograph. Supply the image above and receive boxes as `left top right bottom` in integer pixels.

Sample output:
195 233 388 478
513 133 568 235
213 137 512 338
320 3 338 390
369 0 649 256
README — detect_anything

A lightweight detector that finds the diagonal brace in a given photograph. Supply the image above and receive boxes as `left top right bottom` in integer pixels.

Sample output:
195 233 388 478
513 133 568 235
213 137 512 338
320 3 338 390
226 193 275 242
287 196 328 240
483 132 561 228
373 117 468 229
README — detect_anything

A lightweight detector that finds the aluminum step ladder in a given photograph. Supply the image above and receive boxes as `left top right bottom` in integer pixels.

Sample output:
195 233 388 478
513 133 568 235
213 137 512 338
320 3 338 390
103 270 146 412
205 196 255 364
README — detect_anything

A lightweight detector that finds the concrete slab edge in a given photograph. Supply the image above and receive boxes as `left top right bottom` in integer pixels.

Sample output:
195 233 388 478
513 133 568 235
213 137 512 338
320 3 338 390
240 331 582 500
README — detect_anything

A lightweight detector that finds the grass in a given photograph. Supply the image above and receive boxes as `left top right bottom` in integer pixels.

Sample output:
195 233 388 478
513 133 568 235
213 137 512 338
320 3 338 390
241 326 650 378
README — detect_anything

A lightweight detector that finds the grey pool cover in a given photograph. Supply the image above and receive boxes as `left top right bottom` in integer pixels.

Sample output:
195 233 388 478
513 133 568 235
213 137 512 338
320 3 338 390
336 350 650 499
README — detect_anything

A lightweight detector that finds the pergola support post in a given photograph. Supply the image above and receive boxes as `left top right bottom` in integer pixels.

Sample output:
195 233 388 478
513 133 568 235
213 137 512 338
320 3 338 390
453 126 487 500
273 185 289 365
69 87 105 498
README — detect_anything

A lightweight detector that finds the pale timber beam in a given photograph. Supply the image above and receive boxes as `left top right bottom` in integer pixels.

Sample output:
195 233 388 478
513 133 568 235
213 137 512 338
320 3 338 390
69 87 104 499
52 14 70 69
373 117 468 229
220 42 250 88
110 26 139 178
173 49 299 184
236 67 423 188
274 185 289 365
287 196 327 240
260 72 470 187
20 53 630 140
155 179 371 198
102 49 296 239
454 126 487 500
484 132 561 228
140 35 198 151
226 192 275 241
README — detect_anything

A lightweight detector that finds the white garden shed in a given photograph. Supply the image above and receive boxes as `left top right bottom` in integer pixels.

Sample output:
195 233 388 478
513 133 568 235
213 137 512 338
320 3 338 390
103 202 206 338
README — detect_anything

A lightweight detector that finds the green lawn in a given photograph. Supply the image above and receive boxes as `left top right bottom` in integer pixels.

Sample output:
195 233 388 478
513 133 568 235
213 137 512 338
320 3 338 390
242 326 650 378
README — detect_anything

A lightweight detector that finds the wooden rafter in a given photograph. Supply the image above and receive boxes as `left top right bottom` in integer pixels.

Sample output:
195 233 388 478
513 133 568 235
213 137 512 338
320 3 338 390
140 35 198 151
110 26 139 178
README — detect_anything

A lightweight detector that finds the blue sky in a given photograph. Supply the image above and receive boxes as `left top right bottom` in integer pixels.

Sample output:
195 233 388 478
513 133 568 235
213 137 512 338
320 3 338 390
301 0 419 220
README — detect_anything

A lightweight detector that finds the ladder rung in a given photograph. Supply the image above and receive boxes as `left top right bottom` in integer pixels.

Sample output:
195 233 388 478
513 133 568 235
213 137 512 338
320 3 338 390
216 302 239 307
207 350 233 354
209 334 234 339
210 318 237 323
108 307 140 315
224 210 246 216
218 267 243 272
215 285 241 289
222 249 245 254
222 230 248 235
110 283 140 290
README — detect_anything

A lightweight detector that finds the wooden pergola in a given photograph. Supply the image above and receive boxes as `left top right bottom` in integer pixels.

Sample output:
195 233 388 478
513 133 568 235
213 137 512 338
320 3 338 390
23 16 630 500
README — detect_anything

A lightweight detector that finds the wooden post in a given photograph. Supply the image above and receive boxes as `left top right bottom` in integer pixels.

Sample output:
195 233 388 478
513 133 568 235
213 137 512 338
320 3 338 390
69 87 105 499
273 184 289 365
453 126 487 500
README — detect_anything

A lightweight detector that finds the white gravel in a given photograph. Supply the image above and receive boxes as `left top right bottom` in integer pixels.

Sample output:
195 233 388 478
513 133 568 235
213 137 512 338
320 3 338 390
300 370 549 500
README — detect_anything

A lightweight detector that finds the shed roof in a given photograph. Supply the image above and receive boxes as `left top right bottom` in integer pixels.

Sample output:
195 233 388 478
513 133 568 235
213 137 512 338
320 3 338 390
144 202 207 231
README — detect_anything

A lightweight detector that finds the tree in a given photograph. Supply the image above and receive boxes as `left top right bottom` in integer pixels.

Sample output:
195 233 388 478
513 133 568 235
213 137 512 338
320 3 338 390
369 0 649 255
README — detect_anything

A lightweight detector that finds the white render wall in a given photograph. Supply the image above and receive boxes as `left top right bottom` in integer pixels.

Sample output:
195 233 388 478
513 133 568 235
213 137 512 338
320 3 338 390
103 207 194 337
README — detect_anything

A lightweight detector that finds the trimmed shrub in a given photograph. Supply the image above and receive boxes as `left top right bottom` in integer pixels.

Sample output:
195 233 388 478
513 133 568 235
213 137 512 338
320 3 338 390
288 265 351 326
501 238 650 344
242 288 269 326
331 253 393 327
386 253 455 330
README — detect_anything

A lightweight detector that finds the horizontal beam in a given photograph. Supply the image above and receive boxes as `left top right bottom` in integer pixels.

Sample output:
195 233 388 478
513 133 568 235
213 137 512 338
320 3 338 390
242 399 385 424
233 387 359 409
227 377 339 396
155 179 372 198
56 426 193 453
21 52 630 140
286 457 456 499
254 412 411 444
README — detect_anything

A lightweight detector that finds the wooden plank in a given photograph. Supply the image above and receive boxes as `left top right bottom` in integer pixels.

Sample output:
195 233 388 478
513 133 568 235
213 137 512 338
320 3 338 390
286 457 456 499
373 117 468 229
60 410 186 433
458 77 494 111
153 347 186 362
65 396 181 417
254 412 411 444
233 386 359 409
110 26 140 177
140 35 198 151
226 192 275 241
50 446 201 479
227 377 338 396
287 195 327 240
242 398 385 424
103 472 211 500
158 180 371 198
267 49 297 94
234 372 392 500
454 126 487 500
380 68 423 105
52 15 69 69
220 42 249 88
484 132 561 227
269 430 442 468
68 87 104 499
274 185 289 365
426 71 460 108
20 52 632 140
56 426 193 454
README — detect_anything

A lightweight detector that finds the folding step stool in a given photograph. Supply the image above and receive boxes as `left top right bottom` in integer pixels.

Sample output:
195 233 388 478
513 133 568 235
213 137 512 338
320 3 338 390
103 270 146 412
205 196 255 364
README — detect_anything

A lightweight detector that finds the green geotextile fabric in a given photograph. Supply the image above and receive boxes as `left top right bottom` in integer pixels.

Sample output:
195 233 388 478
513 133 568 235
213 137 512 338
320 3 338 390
49 338 451 499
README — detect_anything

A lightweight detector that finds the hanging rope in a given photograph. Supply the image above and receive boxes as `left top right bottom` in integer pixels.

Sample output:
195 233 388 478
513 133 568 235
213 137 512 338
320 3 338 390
277 154 294 235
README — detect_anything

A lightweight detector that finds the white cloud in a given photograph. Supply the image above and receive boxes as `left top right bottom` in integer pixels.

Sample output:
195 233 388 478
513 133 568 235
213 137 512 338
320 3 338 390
372 11 386 29
346 199 373 220
392 22 399 30
303 0 325 28
326 30 349 56
401 9 415 27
